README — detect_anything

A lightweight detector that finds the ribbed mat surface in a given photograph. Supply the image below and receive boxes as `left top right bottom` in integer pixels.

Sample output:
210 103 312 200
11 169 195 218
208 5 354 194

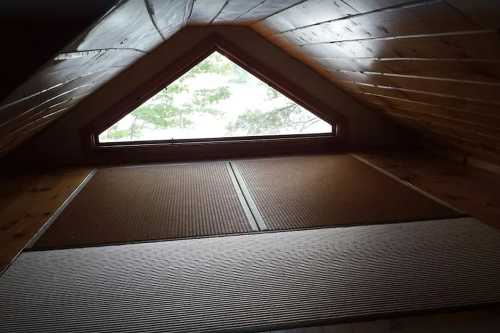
2 218 500 333
234 155 460 230
34 162 252 249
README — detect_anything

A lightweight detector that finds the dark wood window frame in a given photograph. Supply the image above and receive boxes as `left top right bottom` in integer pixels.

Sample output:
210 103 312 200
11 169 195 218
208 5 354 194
83 34 348 163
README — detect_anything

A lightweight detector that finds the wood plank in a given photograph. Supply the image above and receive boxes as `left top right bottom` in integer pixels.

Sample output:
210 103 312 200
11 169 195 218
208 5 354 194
302 31 500 59
383 107 500 140
446 0 500 29
147 0 192 39
213 0 265 23
342 0 415 13
281 1 479 45
316 58 500 84
235 0 304 23
189 0 227 24
0 70 120 156
255 0 356 33
418 131 500 168
387 113 500 162
67 0 163 52
355 150 500 229
0 115 65 157
0 168 93 273
336 81 500 118
391 111 500 153
254 1 500 166
364 94 500 131
0 49 140 108
0 0 190 158
325 69 500 104
0 85 93 136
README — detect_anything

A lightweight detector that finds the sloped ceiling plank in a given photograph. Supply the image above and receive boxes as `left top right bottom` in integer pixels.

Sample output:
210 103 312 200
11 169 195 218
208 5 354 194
0 81 93 127
391 112 500 155
446 0 500 29
0 71 120 155
188 0 228 24
280 1 480 45
234 0 305 23
253 0 500 165
66 0 162 53
328 76 500 159
339 82 500 120
359 91 500 130
147 0 193 39
367 94 500 133
0 71 118 138
418 131 500 166
1 48 142 106
212 0 266 23
316 58 500 84
329 81 500 141
300 32 500 59
323 70 500 105
0 0 190 158
342 0 415 13
256 0 357 32
326 75 500 143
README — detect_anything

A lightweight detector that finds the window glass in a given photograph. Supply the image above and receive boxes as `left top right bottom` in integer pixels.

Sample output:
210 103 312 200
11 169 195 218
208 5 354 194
99 52 333 143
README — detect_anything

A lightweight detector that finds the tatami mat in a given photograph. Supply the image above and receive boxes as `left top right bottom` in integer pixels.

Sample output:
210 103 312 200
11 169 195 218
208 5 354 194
3 218 500 332
233 154 461 230
33 161 252 249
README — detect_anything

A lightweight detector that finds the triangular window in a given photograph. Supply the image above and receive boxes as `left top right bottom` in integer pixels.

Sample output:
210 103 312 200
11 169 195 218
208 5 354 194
98 52 333 143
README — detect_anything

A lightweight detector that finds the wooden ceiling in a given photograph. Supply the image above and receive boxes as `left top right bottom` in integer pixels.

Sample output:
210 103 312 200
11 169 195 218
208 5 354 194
251 0 500 166
1 0 500 166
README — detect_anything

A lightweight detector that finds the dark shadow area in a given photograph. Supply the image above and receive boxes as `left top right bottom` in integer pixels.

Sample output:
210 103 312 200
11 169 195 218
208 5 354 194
0 0 118 101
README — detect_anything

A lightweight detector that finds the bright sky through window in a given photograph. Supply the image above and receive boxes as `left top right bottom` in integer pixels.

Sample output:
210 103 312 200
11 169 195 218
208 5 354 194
99 52 333 143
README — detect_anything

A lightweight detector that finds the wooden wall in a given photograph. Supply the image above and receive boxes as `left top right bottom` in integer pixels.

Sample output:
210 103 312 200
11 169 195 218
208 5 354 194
251 0 500 166
12 26 398 166
0 0 309 159
2 0 499 167
0 0 193 158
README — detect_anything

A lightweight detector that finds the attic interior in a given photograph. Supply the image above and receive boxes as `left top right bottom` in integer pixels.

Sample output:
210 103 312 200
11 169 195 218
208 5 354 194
1 0 500 332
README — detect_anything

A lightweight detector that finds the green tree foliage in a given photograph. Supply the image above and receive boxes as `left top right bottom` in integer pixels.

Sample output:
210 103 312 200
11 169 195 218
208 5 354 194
101 52 327 141
226 102 320 136
226 79 320 136
103 53 233 140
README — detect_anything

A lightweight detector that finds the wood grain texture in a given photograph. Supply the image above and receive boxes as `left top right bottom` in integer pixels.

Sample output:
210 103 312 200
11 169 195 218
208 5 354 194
3 0 500 168
212 0 265 23
446 0 500 29
316 58 500 84
0 0 188 158
146 0 193 39
0 168 92 273
253 0 500 166
280 1 479 45
354 150 500 230
66 0 162 52
234 0 305 23
189 0 228 24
